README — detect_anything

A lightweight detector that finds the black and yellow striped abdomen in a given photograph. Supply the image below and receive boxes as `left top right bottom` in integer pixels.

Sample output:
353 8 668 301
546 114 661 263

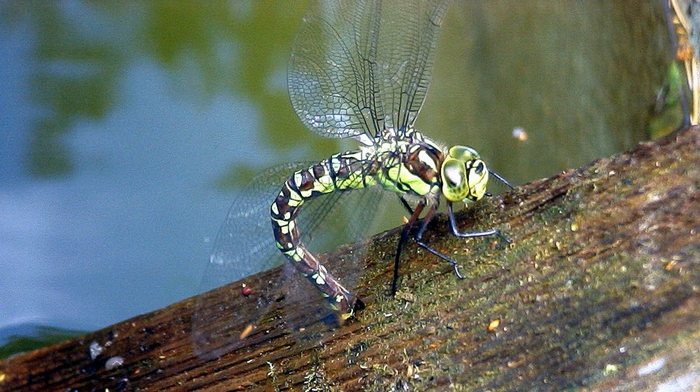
270 149 378 318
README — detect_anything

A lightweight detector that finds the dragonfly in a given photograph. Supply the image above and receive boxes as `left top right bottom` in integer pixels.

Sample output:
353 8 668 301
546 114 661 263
193 0 513 359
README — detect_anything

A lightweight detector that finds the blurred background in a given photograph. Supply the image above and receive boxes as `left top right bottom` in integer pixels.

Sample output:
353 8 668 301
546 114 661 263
0 1 676 356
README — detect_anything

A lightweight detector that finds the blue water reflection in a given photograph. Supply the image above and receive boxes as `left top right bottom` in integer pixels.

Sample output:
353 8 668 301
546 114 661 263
0 2 310 334
1 61 261 330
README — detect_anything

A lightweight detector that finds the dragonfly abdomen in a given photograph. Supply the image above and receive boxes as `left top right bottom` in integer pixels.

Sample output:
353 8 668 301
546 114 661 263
270 150 378 318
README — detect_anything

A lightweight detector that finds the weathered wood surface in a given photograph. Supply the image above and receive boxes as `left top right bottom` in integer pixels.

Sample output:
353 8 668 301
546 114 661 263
1 127 698 391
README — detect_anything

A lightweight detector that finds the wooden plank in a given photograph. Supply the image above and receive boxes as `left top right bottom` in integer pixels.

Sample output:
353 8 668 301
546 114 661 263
1 127 698 391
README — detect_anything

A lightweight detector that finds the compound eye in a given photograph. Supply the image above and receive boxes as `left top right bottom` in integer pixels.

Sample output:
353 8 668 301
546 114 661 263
466 159 489 201
441 158 468 202
444 164 463 186
449 145 480 161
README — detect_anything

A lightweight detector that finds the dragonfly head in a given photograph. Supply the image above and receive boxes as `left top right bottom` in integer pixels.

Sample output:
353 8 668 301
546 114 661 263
441 145 489 203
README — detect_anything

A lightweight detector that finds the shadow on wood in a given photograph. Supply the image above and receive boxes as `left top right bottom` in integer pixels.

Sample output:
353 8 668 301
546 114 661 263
1 127 699 391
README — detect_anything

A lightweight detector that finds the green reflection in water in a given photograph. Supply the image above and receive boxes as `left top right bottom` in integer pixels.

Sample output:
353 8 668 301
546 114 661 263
4 1 674 185
0 324 85 359
4 2 122 176
425 1 672 184
4 1 327 183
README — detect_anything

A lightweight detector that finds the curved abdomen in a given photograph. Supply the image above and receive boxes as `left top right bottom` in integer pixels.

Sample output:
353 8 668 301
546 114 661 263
270 150 376 319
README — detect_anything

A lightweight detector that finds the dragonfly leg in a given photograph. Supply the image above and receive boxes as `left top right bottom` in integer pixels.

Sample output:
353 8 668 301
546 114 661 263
412 203 466 279
447 203 510 243
398 195 414 215
392 201 425 295
412 202 510 280
393 200 510 293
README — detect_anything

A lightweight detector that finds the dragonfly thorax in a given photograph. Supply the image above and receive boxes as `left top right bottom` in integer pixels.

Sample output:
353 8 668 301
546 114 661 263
441 145 489 203
369 128 445 199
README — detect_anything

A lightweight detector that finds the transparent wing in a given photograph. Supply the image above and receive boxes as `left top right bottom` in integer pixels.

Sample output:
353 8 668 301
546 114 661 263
198 163 309 292
192 162 310 359
192 161 391 359
289 0 451 142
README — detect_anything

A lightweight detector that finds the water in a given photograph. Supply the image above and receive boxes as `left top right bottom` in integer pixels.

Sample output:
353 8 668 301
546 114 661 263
0 1 671 356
